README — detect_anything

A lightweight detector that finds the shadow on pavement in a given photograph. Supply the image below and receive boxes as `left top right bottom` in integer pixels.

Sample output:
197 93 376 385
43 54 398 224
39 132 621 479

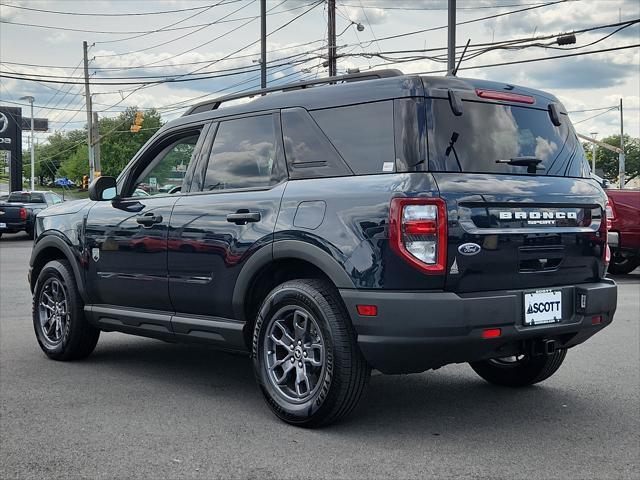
85 336 602 437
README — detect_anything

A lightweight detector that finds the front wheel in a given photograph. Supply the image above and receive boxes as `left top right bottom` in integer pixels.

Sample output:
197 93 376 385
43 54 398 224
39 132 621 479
253 279 370 427
469 349 567 387
33 260 100 360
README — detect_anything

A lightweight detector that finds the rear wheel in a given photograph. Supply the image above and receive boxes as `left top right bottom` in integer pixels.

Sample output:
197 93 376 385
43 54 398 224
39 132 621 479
33 260 100 360
253 279 370 427
469 349 567 387
608 251 639 275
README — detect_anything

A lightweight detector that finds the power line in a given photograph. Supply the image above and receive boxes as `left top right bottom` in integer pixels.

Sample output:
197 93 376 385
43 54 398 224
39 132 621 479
338 0 571 49
572 107 619 125
0 38 327 72
568 105 618 113
389 43 640 74
337 1 568 10
0 1 244 17
92 0 257 59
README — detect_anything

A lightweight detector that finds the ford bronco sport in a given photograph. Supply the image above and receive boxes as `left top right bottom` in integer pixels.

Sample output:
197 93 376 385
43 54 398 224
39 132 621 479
30 70 617 427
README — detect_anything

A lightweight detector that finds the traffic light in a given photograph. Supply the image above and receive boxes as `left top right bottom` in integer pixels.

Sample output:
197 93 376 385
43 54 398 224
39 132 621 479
130 111 144 133
82 175 89 189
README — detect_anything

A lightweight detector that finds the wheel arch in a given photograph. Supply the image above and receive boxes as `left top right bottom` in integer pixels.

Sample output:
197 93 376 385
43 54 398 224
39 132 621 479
233 240 355 346
30 234 87 302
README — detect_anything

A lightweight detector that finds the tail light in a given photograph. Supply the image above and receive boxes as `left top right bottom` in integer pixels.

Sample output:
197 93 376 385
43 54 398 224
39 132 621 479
599 203 610 266
605 198 615 230
390 198 447 274
19 207 27 220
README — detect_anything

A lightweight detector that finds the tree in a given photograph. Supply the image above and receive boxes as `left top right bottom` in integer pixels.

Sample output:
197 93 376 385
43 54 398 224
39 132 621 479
584 134 639 183
98 107 163 177
29 129 87 185
55 107 163 182
57 144 89 183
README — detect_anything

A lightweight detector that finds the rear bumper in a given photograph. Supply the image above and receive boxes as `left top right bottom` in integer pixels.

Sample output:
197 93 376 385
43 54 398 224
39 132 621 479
340 280 617 374
0 220 28 233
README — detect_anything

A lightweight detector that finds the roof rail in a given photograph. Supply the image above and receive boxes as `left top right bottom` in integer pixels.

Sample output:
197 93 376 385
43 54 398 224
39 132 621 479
182 69 404 116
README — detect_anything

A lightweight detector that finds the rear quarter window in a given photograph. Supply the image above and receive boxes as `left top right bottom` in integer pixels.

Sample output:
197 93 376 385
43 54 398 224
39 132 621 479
428 98 590 178
7 193 45 203
311 101 395 175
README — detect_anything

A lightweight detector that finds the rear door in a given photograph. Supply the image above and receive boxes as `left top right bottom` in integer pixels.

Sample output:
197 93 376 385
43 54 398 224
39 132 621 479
425 92 606 293
168 113 287 321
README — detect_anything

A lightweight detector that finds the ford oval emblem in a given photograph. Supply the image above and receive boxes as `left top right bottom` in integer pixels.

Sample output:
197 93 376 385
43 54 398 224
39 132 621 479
458 243 481 256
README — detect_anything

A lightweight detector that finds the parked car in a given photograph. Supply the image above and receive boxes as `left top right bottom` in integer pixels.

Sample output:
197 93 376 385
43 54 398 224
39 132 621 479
606 188 640 274
0 190 63 238
54 178 75 188
29 70 617 427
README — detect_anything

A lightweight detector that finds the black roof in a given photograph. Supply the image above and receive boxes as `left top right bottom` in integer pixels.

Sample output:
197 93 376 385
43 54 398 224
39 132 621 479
159 70 562 134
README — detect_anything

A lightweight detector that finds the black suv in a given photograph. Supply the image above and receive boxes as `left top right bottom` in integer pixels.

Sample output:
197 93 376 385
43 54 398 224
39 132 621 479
30 70 617 427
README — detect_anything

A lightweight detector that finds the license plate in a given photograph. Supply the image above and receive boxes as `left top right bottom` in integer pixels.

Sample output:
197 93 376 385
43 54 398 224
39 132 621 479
0 222 6 229
524 290 562 325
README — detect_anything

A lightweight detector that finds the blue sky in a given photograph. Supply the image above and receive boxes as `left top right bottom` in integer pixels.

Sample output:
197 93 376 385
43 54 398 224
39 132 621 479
1 0 639 149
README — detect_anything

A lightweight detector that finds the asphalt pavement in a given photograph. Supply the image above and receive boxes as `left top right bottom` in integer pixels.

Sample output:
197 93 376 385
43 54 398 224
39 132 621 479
1 231 638 479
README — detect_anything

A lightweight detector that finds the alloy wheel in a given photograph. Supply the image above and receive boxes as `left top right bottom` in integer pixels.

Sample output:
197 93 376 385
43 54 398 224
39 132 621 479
37 278 69 346
264 306 326 402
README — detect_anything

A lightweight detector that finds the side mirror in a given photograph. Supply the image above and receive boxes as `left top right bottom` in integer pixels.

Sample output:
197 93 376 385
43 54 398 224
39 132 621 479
88 176 117 201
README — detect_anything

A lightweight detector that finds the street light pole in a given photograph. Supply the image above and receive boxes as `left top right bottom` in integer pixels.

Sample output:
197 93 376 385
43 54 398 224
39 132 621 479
19 95 35 190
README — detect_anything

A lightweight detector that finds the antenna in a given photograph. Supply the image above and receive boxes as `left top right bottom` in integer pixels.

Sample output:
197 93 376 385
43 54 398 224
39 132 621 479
452 39 471 76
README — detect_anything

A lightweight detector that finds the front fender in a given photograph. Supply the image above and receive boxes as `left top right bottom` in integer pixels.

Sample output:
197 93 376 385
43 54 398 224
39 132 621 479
30 233 88 302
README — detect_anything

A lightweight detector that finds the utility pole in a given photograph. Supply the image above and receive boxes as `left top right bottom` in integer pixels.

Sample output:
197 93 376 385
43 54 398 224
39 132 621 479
83 41 95 181
447 0 456 75
260 0 267 89
328 0 337 77
619 98 625 188
590 132 598 172
92 111 101 177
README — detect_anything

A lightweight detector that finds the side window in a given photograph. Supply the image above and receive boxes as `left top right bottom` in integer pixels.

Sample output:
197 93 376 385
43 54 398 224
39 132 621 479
132 132 201 196
311 101 395 175
203 115 275 191
281 107 352 179
51 193 63 204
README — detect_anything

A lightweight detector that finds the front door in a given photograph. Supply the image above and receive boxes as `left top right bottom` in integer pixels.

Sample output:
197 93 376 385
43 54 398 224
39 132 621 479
84 127 207 312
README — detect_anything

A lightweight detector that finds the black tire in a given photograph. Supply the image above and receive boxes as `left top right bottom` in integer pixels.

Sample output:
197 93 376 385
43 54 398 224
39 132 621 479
469 349 567 387
607 251 640 275
253 279 370 427
32 260 100 361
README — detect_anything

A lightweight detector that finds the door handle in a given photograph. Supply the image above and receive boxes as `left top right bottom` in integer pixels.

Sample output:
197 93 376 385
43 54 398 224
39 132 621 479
226 210 261 225
136 213 163 227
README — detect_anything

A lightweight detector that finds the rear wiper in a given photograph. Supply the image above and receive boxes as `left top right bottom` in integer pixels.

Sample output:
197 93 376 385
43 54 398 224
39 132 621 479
496 156 545 174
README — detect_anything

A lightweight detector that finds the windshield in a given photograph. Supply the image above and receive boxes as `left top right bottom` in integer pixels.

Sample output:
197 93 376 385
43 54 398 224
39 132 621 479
428 99 590 177
7 192 46 203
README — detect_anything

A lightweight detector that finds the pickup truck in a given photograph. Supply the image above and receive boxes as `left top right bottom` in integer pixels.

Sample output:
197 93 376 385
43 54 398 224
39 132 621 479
0 191 63 239
606 188 640 274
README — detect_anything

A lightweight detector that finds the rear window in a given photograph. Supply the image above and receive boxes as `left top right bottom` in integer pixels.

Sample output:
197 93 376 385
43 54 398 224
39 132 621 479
7 192 45 203
428 99 589 177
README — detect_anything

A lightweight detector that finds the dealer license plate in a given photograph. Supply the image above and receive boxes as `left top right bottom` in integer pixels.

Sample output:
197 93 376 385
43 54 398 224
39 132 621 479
0 222 6 229
524 290 562 326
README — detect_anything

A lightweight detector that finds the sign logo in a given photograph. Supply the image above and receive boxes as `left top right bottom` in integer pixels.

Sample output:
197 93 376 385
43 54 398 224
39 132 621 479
0 112 8 134
458 243 481 256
